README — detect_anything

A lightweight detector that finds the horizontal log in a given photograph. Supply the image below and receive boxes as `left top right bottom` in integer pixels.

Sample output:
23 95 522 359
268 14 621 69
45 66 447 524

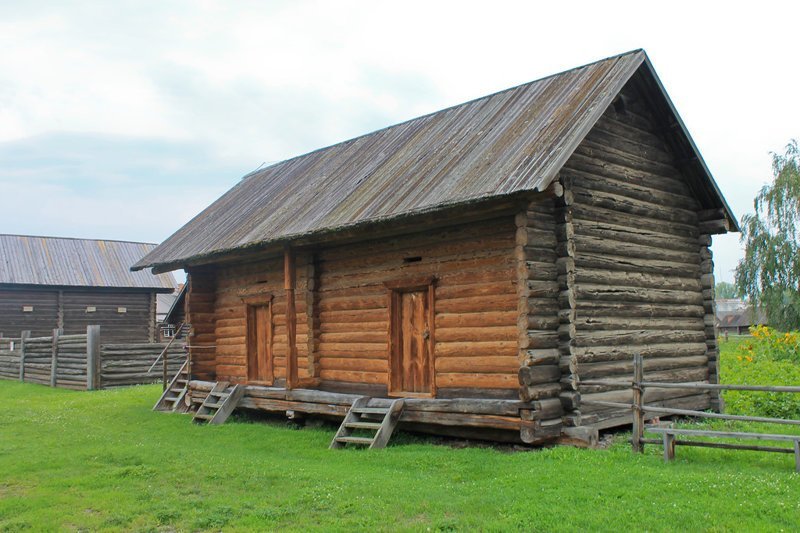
573 329 706 348
438 311 518 329
519 382 562 401
436 372 518 389
519 348 561 367
575 301 705 318
577 355 708 379
518 364 561 386
436 356 518 373
575 284 703 305
570 342 708 363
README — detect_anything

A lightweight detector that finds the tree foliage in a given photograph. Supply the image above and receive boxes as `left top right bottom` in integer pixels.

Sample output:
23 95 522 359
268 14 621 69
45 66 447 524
715 281 739 299
735 140 800 330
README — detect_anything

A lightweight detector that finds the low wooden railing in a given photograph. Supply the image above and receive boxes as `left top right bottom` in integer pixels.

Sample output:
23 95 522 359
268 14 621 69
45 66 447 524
579 354 800 469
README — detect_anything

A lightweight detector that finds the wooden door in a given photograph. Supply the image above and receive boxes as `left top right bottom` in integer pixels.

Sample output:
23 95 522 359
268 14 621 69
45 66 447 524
247 303 273 384
390 288 433 396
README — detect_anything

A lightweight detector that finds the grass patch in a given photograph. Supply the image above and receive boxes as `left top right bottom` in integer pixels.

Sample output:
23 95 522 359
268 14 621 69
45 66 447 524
0 380 799 531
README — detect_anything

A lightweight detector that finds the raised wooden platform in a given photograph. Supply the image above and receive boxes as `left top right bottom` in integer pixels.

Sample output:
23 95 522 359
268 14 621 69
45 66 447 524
186 380 566 444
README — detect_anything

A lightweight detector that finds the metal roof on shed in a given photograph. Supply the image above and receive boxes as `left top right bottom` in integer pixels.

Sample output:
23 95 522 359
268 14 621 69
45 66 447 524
134 49 736 272
0 234 177 290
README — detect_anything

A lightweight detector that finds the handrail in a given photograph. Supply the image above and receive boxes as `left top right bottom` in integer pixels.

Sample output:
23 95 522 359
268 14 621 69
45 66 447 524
148 322 185 374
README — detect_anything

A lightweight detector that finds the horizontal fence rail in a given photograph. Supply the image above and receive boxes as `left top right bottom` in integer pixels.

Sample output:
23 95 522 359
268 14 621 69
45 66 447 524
579 353 800 470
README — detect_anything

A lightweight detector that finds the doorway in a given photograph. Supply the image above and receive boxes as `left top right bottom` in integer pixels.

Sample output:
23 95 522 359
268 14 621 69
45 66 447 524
247 303 273 384
389 282 435 396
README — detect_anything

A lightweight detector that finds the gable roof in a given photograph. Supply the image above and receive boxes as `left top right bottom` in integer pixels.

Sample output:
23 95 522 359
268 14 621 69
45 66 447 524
0 234 177 290
134 49 737 273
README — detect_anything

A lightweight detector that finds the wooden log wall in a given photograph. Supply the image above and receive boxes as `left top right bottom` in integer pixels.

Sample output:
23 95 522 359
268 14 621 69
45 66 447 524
186 270 217 380
18 336 54 386
561 85 712 425
100 342 186 388
316 216 519 398
0 338 21 380
0 288 59 337
515 191 566 441
0 287 158 342
62 290 153 343
0 329 185 389
208 254 311 385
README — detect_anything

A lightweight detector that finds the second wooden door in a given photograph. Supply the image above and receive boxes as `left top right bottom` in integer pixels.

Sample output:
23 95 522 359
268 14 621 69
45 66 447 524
247 303 273 384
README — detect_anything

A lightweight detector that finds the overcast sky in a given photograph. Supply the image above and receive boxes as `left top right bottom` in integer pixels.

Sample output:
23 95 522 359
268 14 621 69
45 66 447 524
1 1 798 283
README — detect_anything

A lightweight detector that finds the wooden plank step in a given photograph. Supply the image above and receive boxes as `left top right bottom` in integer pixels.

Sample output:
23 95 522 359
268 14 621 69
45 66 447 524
194 413 213 420
165 396 180 402
351 407 390 415
204 402 224 409
335 436 374 445
345 421 382 430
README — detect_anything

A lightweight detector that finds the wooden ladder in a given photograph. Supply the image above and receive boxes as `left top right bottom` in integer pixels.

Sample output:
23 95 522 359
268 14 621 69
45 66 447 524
153 360 190 412
330 397 404 449
193 381 245 425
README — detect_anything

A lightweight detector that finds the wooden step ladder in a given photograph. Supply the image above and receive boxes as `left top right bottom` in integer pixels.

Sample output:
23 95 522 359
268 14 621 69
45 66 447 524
153 360 190 412
193 381 245 425
330 397 404 449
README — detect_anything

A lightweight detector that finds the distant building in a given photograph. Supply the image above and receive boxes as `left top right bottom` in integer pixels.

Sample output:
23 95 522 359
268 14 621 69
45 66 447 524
0 235 177 342
716 299 767 335
159 283 187 339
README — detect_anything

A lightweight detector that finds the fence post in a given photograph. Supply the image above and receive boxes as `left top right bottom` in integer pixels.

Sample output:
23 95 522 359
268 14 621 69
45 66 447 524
19 330 30 382
632 353 645 453
50 328 62 387
87 325 101 390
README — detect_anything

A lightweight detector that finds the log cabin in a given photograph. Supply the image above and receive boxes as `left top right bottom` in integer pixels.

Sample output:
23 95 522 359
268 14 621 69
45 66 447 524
134 50 738 444
1 235 178 342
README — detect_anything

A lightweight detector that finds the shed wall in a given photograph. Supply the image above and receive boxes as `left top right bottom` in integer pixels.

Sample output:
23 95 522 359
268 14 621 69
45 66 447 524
316 216 519 398
62 291 154 343
0 288 59 337
0 286 156 342
193 217 520 398
561 85 711 425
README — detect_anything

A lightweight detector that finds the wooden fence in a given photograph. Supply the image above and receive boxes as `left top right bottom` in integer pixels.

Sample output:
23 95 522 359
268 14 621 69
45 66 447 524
580 354 800 470
0 326 185 390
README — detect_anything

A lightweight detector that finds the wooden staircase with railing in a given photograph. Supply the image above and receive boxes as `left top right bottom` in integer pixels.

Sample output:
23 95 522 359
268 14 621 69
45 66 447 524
330 397 405 449
193 381 245 425
153 360 190 412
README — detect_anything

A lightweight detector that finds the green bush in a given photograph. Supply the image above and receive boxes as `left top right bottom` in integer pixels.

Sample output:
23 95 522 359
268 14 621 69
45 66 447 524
719 330 800 419
739 325 800 363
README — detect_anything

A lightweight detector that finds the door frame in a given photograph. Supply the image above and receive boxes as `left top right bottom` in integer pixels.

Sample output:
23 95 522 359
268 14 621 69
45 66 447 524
385 276 436 398
243 293 274 385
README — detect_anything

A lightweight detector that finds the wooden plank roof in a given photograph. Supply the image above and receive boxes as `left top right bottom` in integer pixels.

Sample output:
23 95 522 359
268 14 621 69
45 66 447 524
0 234 177 290
134 49 737 273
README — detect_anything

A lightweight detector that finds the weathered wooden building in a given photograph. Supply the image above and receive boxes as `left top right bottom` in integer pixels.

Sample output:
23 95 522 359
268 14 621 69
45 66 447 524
1 235 178 342
134 50 738 444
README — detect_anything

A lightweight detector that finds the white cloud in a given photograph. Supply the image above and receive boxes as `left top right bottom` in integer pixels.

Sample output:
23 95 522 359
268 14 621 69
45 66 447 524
0 0 798 282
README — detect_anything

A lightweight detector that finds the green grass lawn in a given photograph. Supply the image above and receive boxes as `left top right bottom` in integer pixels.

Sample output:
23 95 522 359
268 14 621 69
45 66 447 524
1 375 799 531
